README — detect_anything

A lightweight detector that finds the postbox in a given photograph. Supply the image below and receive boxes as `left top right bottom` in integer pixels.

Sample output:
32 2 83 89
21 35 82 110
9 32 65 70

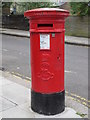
24 8 69 115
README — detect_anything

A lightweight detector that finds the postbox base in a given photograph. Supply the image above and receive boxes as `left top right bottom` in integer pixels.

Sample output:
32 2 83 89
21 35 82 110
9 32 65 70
31 90 65 115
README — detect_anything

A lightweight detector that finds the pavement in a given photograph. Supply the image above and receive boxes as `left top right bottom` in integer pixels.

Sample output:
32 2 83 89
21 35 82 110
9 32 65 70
0 28 89 46
0 70 85 118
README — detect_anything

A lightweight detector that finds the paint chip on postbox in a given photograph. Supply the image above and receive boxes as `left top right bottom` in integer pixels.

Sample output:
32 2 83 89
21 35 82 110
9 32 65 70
40 34 50 50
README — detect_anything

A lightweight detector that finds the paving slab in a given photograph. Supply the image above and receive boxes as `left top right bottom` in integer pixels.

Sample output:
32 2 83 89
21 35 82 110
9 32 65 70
1 82 30 105
0 96 16 112
2 105 34 118
19 102 81 118
33 107 81 118
2 71 31 89
0 76 13 86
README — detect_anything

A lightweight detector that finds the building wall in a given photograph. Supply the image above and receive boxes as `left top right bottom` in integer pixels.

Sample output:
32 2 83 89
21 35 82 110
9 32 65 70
65 16 88 38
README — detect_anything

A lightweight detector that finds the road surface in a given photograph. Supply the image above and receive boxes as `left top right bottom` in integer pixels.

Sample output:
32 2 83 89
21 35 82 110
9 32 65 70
2 34 88 101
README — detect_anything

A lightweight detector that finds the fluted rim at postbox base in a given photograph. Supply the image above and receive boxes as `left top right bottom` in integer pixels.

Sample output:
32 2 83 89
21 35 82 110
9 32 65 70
24 8 69 19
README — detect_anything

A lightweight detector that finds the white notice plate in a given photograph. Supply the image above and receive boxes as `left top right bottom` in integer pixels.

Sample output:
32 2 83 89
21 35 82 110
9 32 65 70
40 34 50 50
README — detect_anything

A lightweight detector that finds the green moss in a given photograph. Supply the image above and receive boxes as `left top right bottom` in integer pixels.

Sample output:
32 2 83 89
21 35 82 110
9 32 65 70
76 112 87 117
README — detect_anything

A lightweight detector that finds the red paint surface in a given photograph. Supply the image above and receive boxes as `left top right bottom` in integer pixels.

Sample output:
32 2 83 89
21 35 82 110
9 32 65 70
24 8 69 94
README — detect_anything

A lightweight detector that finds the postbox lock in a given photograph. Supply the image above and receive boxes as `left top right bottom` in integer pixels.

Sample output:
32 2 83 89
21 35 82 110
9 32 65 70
57 56 60 61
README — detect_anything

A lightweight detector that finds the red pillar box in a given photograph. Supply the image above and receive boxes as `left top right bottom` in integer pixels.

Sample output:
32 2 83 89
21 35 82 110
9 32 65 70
24 8 69 115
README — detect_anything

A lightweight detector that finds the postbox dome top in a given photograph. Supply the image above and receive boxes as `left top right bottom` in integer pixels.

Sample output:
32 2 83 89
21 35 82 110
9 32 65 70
24 8 69 19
